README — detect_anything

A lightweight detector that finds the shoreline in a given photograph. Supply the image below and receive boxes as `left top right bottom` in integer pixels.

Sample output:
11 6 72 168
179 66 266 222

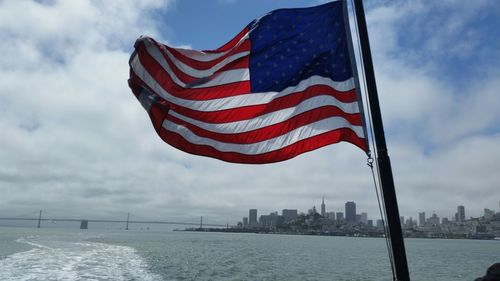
180 227 499 241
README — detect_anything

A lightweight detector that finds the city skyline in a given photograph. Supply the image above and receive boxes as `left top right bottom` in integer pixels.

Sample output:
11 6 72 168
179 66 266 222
238 198 500 227
221 199 500 240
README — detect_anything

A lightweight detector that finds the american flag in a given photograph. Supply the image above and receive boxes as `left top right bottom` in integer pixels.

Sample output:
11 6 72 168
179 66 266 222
128 1 368 164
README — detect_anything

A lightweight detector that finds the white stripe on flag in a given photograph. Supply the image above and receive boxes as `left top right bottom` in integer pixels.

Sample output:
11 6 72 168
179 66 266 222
191 69 250 88
162 116 364 155
168 95 360 134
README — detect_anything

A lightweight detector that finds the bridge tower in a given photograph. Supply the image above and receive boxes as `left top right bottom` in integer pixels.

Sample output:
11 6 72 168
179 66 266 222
125 213 130 230
37 210 42 228
80 220 88 229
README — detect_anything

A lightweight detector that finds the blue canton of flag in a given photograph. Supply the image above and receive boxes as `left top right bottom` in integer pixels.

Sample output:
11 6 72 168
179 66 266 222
248 2 352 92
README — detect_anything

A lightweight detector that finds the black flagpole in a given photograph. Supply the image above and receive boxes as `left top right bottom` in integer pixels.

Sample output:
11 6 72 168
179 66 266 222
352 0 411 280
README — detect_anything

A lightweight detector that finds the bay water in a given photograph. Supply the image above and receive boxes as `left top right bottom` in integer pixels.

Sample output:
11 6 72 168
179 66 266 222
0 227 498 280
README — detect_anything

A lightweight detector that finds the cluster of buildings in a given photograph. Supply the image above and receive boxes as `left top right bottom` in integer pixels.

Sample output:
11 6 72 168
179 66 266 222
234 200 500 239
236 199 386 236
403 206 500 239
243 199 375 229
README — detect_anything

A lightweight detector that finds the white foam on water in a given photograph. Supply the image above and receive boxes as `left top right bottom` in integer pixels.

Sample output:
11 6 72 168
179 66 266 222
0 235 162 281
16 236 53 250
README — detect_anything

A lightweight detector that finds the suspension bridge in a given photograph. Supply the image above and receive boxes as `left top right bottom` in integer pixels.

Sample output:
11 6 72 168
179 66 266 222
0 210 228 229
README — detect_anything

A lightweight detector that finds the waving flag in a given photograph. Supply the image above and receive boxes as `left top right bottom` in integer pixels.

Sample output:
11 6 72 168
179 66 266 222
128 1 368 164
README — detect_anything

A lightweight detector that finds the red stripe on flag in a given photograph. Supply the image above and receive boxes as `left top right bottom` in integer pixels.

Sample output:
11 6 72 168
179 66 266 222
165 106 363 144
156 128 367 164
169 88 358 123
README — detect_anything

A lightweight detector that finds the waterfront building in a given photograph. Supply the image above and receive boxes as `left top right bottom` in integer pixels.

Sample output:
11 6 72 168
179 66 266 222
484 208 495 220
475 225 487 233
367 220 373 227
326 212 336 221
458 205 465 223
249 209 257 227
242 217 248 227
336 212 344 222
428 213 440 226
376 219 385 229
419 212 426 227
345 201 356 223
321 197 326 217
404 217 414 229
259 212 280 228
356 214 361 223
308 206 318 216
282 209 298 223
360 212 368 224
441 217 449 225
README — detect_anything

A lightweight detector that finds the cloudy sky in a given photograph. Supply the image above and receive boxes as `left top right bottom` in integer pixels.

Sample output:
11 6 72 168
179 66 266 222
1 0 499 226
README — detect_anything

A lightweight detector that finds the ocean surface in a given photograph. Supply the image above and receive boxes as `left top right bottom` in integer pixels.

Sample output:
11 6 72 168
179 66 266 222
0 226 499 281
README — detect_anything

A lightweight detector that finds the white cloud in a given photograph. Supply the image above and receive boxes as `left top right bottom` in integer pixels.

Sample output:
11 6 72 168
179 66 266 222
0 0 499 226
359 0 500 219
0 0 176 218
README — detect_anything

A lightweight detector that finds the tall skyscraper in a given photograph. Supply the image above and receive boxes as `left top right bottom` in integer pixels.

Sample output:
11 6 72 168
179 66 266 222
282 209 298 223
321 197 326 217
249 209 257 227
345 201 356 223
419 212 426 227
457 205 465 223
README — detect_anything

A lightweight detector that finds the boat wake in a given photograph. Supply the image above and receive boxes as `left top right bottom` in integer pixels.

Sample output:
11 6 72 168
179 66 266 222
0 235 161 281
